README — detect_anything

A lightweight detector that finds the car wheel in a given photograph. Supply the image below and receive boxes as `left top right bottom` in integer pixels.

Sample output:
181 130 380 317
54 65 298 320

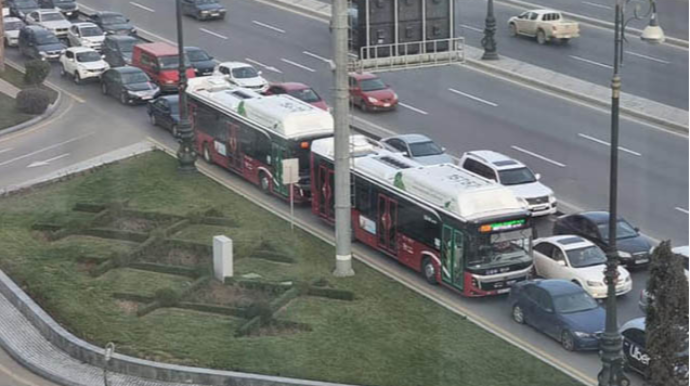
561 330 575 351
512 304 525 324
202 143 212 163
509 23 518 37
360 100 369 112
73 72 81 85
259 172 271 194
537 30 547 45
149 113 157 126
422 258 438 285
120 92 129 105
101 83 108 95
170 124 178 138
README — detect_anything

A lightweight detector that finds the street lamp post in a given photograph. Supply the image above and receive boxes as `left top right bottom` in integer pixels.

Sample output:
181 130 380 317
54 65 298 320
481 0 498 60
103 342 115 386
175 0 197 171
598 1 663 386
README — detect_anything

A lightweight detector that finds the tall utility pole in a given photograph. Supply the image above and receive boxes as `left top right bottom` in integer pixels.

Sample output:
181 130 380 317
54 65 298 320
0 0 6 72
175 0 196 171
331 0 354 277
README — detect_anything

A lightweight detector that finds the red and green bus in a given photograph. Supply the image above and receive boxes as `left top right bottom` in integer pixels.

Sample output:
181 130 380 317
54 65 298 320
310 135 534 297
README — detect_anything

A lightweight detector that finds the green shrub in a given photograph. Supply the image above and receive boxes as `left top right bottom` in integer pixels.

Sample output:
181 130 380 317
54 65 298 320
16 88 51 114
245 300 273 323
24 59 51 86
154 288 180 307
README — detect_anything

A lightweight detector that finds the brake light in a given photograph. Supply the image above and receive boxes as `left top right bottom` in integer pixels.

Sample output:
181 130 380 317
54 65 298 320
300 141 310 149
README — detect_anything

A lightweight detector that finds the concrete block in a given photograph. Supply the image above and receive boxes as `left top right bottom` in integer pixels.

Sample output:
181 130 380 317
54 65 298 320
213 236 233 282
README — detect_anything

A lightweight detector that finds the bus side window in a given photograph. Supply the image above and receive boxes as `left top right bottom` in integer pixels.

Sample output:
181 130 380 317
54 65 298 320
355 177 372 214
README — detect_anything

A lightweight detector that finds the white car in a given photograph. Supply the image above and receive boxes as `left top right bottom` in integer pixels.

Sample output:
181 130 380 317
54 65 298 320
533 235 633 299
24 9 71 38
67 22 106 51
59 47 109 84
213 62 268 93
3 17 25 47
458 150 557 216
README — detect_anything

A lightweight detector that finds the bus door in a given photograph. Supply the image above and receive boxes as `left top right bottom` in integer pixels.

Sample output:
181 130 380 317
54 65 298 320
271 143 289 197
316 164 335 221
377 194 398 255
227 122 242 172
441 225 465 291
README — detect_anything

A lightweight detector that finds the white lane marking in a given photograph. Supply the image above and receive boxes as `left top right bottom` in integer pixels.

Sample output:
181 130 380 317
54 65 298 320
0 148 13 155
280 58 316 72
303 51 331 63
0 133 92 168
129 2 155 12
244 58 283 74
582 1 612 10
252 20 285 34
675 207 689 215
625 51 671 64
577 133 642 156
27 153 70 168
398 102 428 115
448 88 498 107
510 146 567 168
199 28 228 40
460 24 484 33
569 55 613 69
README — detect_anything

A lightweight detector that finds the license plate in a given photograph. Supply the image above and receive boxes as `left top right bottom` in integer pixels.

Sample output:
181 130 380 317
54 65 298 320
211 13 219 16
497 288 511 294
66 12 73 16
636 258 649 264
384 103 391 107
141 96 152 100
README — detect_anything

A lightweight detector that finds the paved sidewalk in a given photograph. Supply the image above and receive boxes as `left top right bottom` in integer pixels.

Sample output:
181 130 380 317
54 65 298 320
0 78 21 98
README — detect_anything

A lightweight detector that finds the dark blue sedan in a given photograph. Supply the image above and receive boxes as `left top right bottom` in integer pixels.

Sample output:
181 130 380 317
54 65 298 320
146 95 180 138
508 279 605 351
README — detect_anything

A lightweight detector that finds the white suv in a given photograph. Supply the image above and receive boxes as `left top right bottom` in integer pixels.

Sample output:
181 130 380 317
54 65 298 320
67 23 106 51
213 62 269 93
25 9 71 38
59 47 109 84
458 150 557 216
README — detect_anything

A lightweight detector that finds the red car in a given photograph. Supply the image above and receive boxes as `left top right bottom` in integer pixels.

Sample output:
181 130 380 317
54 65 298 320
348 72 398 112
264 82 329 111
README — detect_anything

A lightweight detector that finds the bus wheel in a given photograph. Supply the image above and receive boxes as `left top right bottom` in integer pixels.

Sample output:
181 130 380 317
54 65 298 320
259 172 271 194
422 258 438 285
202 143 211 163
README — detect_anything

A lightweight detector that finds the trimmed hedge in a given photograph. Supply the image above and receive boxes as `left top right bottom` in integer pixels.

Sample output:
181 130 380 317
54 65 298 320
250 250 294 264
236 280 292 295
16 88 51 114
80 228 149 243
178 302 246 318
307 287 355 301
128 262 199 277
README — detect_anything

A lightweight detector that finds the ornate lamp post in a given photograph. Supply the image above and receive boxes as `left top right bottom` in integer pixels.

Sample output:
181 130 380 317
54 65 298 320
598 1 663 385
175 0 197 171
481 0 498 60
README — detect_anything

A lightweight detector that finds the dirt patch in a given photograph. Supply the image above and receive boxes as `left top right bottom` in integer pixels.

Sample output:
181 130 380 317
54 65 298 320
142 247 206 267
77 259 98 273
31 230 54 243
189 282 275 308
247 321 312 338
108 217 159 233
116 300 140 315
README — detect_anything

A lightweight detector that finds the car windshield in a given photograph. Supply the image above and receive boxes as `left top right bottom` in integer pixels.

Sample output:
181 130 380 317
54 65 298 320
566 246 607 268
470 229 532 269
159 55 192 70
167 100 180 115
81 26 103 37
359 78 386 92
101 15 127 25
597 220 638 241
553 292 598 314
15 0 37 9
196 0 218 3
41 12 63 21
5 21 25 30
232 66 259 79
288 88 321 103
409 141 444 157
122 72 149 84
54 0 73 3
499 167 537 185
76 51 102 63
36 34 59 45
186 49 210 62
116 39 137 53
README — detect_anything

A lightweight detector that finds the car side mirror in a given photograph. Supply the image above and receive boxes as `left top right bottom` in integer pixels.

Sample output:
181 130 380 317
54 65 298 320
441 146 446 152
634 227 640 232
557 260 566 266
208 56 214 60
257 70 263 75
126 18 130 22
535 173 541 180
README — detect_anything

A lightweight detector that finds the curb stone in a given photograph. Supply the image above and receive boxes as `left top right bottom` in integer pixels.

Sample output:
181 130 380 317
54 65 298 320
0 79 63 138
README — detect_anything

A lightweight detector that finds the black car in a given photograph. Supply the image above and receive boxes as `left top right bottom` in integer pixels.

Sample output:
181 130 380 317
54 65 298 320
37 0 78 19
101 67 160 105
553 211 652 268
18 25 65 60
184 46 214 76
102 35 137 67
621 317 689 379
8 0 40 19
181 0 226 20
89 12 137 36
147 95 180 137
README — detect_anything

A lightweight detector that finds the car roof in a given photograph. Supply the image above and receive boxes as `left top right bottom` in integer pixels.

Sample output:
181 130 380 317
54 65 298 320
24 25 50 34
35 9 61 14
536 235 594 250
96 11 124 17
3 17 23 23
158 95 179 103
577 211 612 223
218 61 254 69
466 150 526 170
530 9 561 14
184 46 205 52
349 72 378 80
620 317 645 332
271 82 310 91
72 22 98 28
113 66 145 74
384 134 434 144
105 35 136 42
533 279 585 295
67 46 97 53
135 42 178 56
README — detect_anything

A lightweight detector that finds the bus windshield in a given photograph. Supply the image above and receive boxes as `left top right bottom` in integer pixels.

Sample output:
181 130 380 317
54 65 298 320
470 229 532 269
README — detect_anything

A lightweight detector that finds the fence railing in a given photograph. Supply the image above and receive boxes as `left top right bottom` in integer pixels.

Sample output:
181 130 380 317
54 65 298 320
349 37 465 73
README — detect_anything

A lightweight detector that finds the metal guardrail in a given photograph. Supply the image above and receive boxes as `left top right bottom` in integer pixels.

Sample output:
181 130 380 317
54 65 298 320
350 37 465 73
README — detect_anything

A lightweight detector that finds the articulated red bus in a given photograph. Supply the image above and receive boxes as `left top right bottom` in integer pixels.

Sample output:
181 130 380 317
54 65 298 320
186 77 334 203
310 136 534 297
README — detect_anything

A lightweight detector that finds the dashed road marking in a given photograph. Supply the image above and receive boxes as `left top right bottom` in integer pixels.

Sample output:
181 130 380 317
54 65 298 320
578 133 642 156
460 24 484 33
252 20 286 34
511 146 567 168
398 102 428 115
302 51 331 63
0 133 91 168
582 1 612 10
448 88 498 107
0 148 13 155
27 153 70 168
675 207 689 215
625 50 670 64
245 58 282 74
280 58 316 72
129 2 155 12
569 55 613 69
199 28 228 40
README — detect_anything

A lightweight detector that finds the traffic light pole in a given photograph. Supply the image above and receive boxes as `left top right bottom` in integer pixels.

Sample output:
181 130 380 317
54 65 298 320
332 0 354 277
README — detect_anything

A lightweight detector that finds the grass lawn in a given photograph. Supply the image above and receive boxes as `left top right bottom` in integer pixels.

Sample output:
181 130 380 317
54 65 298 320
0 92 35 130
0 151 583 386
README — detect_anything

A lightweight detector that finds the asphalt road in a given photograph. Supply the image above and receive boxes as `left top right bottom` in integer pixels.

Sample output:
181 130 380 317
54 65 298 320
0 347 60 386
